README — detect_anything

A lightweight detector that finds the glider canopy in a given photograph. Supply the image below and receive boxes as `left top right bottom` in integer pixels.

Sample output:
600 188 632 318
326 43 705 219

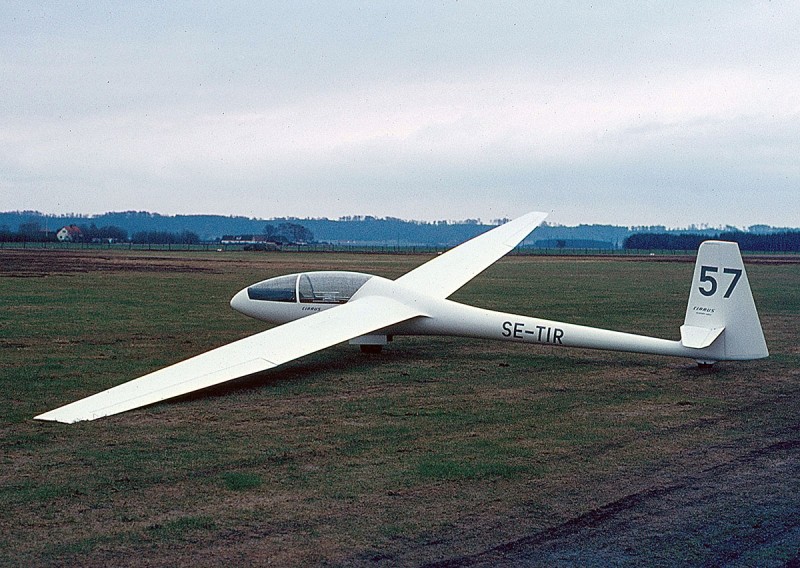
247 271 372 304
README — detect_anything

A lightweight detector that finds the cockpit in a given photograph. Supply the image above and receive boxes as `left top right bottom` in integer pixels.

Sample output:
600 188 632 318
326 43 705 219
247 271 373 304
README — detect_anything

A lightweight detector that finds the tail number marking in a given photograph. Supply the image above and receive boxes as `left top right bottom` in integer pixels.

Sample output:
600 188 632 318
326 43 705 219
699 266 742 298
502 321 564 344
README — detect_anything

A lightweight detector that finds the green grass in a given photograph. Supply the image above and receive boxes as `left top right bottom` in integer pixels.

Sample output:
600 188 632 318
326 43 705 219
415 456 529 481
221 472 263 491
0 250 797 566
146 515 217 540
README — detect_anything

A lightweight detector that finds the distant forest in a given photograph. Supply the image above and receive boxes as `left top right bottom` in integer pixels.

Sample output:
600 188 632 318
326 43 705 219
0 210 796 250
624 231 800 252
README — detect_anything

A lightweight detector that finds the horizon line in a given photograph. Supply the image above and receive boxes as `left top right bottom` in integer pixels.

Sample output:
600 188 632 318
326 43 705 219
0 209 795 232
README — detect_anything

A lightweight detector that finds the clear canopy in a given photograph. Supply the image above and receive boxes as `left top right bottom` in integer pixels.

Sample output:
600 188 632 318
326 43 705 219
247 274 297 302
247 272 372 304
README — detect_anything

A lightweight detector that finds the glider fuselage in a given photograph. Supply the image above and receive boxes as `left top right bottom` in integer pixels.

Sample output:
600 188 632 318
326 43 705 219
230 270 725 361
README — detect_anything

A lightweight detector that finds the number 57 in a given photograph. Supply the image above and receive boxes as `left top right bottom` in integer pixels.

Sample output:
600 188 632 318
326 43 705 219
699 266 742 298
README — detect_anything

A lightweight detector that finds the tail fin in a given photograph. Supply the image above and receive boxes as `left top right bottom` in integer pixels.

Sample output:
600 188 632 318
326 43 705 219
681 241 768 361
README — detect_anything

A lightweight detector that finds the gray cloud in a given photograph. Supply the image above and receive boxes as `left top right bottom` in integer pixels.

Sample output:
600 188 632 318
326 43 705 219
1 2 798 226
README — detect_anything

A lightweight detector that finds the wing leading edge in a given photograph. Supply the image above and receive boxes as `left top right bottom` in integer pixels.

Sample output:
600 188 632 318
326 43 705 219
35 296 424 423
396 211 547 299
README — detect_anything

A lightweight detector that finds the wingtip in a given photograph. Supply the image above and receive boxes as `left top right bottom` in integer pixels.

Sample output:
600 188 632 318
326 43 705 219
526 211 548 223
34 408 92 424
500 211 548 246
34 412 74 424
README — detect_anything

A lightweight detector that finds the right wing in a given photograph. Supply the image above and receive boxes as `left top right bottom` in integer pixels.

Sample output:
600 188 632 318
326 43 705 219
35 296 424 423
396 211 547 299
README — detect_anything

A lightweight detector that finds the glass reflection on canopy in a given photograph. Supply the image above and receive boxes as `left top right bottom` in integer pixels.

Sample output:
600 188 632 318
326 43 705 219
247 272 371 304
246 274 297 302
299 272 371 303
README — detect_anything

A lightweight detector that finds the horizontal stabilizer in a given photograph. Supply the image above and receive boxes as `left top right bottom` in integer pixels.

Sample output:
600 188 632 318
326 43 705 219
680 325 725 349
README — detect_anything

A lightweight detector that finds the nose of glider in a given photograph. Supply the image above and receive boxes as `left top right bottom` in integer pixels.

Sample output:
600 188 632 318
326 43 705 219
230 288 251 316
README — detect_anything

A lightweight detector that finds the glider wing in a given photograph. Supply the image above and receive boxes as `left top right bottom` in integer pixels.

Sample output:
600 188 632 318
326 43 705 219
395 211 547 299
35 296 423 423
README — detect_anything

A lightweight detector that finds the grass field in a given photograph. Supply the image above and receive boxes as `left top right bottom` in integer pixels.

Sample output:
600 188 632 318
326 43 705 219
1 249 798 566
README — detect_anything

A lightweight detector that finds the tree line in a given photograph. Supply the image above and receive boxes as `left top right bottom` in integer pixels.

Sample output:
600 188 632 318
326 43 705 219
0 210 505 245
624 231 800 252
130 230 200 244
0 221 202 244
261 222 314 244
0 219 316 245
2 210 797 249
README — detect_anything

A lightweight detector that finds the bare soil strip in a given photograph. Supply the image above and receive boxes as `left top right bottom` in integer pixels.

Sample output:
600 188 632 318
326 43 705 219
425 426 800 567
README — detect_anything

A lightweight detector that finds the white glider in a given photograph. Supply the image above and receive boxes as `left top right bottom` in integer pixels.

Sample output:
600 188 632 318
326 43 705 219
35 211 767 424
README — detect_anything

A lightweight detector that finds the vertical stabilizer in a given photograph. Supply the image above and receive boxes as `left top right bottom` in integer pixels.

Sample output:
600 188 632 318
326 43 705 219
682 241 768 360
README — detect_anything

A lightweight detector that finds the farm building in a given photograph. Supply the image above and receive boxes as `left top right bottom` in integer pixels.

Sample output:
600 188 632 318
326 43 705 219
56 225 82 242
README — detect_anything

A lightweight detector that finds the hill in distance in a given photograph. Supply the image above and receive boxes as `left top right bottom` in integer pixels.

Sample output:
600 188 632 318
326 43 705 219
0 210 794 249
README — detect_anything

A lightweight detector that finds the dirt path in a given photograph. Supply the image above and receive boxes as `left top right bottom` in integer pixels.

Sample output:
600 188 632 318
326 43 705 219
426 426 800 567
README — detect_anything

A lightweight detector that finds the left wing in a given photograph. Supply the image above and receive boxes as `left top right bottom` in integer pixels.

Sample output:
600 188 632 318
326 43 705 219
35 296 424 423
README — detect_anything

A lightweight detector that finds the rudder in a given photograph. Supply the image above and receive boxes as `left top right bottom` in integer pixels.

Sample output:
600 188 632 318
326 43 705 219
681 240 768 361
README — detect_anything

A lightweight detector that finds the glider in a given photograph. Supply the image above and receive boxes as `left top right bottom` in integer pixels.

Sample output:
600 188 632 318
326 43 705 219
35 211 768 424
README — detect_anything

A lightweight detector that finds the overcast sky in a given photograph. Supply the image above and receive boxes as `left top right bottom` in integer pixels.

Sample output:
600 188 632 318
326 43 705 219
2 2 798 227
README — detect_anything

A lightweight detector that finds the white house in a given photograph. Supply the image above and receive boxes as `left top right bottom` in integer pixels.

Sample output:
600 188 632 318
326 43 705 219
56 225 82 242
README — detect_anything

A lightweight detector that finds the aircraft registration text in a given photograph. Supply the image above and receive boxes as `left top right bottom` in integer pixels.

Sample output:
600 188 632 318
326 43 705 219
502 321 564 344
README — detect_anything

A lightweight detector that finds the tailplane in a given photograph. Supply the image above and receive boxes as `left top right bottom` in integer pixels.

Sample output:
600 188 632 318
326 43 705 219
681 241 768 362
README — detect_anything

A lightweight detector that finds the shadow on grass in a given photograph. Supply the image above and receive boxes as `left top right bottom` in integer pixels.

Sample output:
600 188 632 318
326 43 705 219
161 339 726 411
